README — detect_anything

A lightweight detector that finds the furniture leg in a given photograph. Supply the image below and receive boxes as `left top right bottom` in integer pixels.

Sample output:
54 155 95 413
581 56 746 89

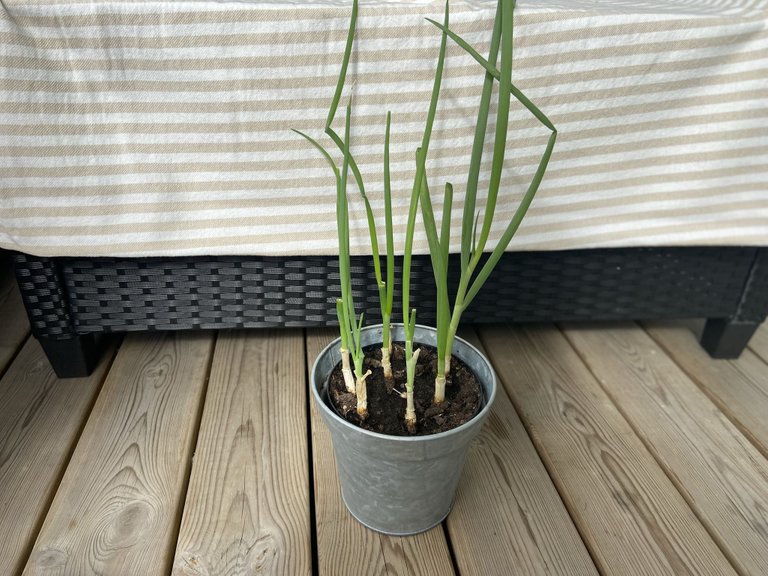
700 319 761 359
701 248 768 359
37 334 103 378
13 253 105 377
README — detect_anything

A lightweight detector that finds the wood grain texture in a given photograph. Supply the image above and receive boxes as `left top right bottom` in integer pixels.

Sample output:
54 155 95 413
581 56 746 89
0 339 114 576
171 330 311 576
646 321 768 458
566 322 768 575
749 322 768 363
448 329 598 576
306 329 455 576
0 266 29 372
23 331 214 576
478 324 735 576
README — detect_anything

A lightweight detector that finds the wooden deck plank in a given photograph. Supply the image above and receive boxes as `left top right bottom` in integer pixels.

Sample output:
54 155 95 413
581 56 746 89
306 329 455 576
0 339 114 576
0 267 29 372
565 322 768 575
749 322 768 363
646 321 768 458
478 324 735 576
447 329 598 576
23 332 214 576
171 330 311 576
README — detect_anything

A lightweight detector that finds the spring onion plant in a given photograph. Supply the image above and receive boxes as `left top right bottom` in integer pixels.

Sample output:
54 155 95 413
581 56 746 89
292 0 375 418
294 0 451 431
293 100 371 418
292 0 373 416
295 0 555 430
325 0 395 396
396 0 450 431
321 0 397 382
325 0 391 411
379 114 396 380
421 0 558 403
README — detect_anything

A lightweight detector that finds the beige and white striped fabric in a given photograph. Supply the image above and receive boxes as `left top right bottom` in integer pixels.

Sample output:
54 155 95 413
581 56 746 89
1 0 767 257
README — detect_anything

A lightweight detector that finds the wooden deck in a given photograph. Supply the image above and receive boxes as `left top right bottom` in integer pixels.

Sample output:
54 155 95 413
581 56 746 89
2 257 768 576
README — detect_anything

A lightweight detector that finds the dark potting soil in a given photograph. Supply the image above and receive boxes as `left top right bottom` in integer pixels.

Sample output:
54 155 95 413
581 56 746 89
327 342 483 436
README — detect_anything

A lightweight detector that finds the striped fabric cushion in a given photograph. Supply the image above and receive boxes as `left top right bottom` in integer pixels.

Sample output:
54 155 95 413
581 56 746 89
1 0 767 257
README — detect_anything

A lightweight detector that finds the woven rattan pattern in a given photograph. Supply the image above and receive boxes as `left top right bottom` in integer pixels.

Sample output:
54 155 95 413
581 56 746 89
22 248 748 337
14 255 74 338
735 249 768 321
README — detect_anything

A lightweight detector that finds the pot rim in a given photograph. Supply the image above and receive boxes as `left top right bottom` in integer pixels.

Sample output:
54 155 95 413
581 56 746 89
311 323 497 443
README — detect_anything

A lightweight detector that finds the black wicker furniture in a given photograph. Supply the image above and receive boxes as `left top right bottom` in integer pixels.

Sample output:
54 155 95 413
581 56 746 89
12 246 767 378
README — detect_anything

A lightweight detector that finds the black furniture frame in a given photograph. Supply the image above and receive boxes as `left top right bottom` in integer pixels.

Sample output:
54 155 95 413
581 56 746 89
12 246 768 378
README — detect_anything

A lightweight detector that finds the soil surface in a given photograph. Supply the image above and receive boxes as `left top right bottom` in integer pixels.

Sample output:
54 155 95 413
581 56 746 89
326 342 483 436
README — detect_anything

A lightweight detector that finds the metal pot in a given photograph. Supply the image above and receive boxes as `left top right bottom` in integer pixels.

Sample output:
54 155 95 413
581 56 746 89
311 324 497 535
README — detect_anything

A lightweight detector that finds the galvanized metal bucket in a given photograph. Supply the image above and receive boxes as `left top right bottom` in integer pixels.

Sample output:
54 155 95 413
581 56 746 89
311 324 497 535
